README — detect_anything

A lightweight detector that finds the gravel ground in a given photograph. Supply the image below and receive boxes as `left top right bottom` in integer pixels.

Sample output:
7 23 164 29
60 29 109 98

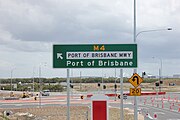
0 106 144 120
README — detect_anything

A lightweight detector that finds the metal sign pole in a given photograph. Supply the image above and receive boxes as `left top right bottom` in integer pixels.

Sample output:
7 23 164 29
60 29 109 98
120 69 124 120
134 0 138 119
67 69 70 120
71 69 73 98
102 69 104 91
115 69 117 101
133 69 138 120
80 71 82 91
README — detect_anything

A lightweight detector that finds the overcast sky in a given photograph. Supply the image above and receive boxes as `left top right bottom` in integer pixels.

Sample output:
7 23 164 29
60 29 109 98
0 0 180 78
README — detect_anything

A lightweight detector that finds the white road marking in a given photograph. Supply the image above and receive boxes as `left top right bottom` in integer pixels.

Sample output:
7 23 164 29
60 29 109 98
154 112 165 114
15 104 23 106
167 119 180 120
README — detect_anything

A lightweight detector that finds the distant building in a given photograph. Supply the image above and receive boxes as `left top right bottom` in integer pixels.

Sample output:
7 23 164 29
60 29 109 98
147 75 157 79
145 74 157 79
173 74 180 78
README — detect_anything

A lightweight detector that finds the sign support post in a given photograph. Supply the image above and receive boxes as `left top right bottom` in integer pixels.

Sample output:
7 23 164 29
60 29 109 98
67 69 70 120
53 44 138 120
134 95 138 120
128 73 144 120
120 69 124 120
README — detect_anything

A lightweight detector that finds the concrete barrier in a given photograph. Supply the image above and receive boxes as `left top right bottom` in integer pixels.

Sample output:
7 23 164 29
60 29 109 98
86 92 166 98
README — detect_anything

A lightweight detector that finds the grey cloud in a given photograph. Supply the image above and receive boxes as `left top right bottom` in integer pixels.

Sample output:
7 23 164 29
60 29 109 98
0 0 179 53
138 31 180 59
1 0 180 78
0 0 133 44
0 28 50 52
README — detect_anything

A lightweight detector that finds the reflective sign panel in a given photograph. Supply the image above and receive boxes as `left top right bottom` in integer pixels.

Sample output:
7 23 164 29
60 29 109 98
128 73 143 88
53 44 137 68
129 88 141 96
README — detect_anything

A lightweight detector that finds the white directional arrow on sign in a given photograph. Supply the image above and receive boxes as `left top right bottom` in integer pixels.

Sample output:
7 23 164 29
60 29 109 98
57 53 63 59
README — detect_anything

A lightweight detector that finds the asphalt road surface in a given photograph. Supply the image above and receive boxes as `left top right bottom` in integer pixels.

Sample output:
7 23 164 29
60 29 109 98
0 91 180 120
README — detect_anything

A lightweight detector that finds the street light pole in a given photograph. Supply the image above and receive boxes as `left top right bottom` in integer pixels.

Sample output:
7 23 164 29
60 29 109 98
133 0 171 118
38 62 47 108
152 57 163 91
10 68 15 92
39 65 42 108
152 57 162 108
32 67 35 96
160 58 162 92
134 0 137 43
11 70 13 92
133 0 138 120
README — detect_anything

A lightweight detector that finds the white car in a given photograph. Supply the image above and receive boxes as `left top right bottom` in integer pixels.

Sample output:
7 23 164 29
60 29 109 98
41 90 50 96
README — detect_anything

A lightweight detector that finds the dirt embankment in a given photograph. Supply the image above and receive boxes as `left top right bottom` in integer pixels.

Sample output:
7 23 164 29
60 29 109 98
0 106 144 120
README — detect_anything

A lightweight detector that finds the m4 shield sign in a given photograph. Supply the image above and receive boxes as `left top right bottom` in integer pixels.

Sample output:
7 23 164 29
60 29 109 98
53 44 137 68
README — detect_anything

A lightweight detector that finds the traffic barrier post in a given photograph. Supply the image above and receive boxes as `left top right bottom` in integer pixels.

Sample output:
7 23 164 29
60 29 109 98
170 103 172 111
154 113 157 119
176 96 178 103
168 95 170 102
157 103 159 108
162 101 164 109
163 95 165 99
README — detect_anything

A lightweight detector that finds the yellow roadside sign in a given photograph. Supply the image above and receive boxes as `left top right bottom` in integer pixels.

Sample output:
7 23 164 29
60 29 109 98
129 88 141 96
128 73 143 88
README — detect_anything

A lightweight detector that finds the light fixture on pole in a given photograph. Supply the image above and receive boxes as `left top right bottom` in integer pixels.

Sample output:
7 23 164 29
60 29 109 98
136 28 172 39
133 1 172 118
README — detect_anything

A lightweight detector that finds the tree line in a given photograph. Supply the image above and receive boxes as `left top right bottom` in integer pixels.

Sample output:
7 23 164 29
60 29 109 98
0 77 158 84
0 77 159 91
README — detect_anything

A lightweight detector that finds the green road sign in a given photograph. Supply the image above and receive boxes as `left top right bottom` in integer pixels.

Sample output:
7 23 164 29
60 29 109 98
53 44 137 68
